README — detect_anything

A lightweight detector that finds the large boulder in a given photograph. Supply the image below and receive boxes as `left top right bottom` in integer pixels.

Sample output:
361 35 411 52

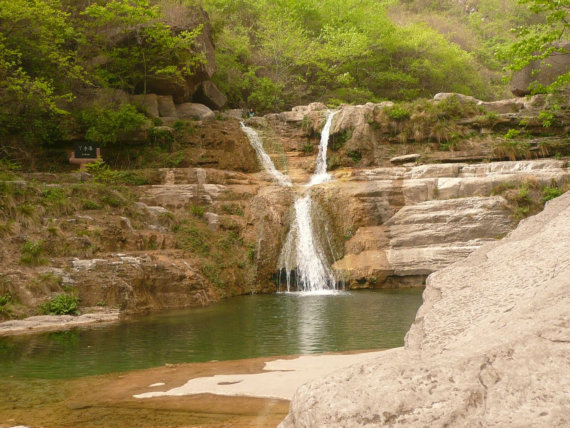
280 192 570 427
193 80 227 110
510 41 570 96
176 102 215 120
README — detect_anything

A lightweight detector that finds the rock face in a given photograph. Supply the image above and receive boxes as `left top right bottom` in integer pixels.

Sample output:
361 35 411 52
280 192 570 428
511 42 570 96
320 159 570 288
71 252 214 314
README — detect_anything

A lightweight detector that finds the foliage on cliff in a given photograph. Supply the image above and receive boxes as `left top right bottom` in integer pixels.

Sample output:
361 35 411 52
0 0 203 146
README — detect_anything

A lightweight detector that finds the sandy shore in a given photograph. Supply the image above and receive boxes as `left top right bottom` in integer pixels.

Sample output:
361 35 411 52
0 350 386 428
0 309 120 336
134 351 386 401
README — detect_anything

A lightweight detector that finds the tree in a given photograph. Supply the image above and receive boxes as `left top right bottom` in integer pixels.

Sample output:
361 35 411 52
0 0 84 142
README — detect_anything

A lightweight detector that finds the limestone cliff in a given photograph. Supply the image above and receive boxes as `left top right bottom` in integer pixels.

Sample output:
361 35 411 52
280 192 570 427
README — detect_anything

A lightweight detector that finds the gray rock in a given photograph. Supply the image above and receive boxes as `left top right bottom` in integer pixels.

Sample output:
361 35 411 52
130 94 159 118
281 192 570 428
204 212 219 232
176 103 215 120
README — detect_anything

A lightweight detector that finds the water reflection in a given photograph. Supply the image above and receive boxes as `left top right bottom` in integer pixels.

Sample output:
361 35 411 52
0 289 423 379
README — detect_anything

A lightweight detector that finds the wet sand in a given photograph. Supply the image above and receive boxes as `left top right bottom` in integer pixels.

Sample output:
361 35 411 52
0 350 385 428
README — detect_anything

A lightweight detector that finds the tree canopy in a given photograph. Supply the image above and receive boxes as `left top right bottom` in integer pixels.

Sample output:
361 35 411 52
205 0 489 111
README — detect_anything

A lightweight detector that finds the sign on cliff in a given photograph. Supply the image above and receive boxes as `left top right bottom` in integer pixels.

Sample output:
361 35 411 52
74 143 98 159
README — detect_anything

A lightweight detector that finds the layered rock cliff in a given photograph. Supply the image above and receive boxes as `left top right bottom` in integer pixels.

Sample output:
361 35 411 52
280 191 570 427
1 91 569 322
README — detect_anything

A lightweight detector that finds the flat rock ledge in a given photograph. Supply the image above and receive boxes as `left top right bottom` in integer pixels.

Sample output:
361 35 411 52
0 310 120 336
280 192 570 428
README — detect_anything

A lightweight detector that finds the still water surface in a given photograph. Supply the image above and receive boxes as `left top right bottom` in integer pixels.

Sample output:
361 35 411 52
0 289 423 379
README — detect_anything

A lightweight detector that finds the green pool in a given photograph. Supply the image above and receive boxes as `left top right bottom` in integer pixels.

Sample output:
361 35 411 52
0 288 423 379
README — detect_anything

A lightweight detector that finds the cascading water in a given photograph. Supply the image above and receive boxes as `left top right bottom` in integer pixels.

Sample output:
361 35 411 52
309 111 338 186
278 110 340 293
240 122 292 187
278 195 337 292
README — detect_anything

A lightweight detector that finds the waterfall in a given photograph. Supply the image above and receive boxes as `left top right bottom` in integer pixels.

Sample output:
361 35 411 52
309 111 338 186
241 122 292 187
278 110 340 293
278 196 337 292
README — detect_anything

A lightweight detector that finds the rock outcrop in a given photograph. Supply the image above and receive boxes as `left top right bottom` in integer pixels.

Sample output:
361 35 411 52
280 192 570 428
319 159 570 288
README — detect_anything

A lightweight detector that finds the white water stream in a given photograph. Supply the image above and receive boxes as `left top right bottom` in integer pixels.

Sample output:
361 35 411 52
309 111 338 186
240 122 292 187
242 111 339 293
279 111 339 292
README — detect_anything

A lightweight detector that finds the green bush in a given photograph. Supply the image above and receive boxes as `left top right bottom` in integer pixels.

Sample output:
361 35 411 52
347 150 362 163
385 105 410 121
85 161 149 185
40 294 79 316
330 129 353 151
20 240 48 266
504 129 521 139
541 186 563 203
78 104 146 146
190 205 205 217
221 203 244 216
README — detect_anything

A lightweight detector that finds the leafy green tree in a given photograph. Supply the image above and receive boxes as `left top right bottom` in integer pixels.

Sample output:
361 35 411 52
0 0 84 142
205 0 488 111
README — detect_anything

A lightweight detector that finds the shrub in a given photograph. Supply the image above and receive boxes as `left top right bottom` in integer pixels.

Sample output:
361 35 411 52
385 105 410 121
221 203 244 216
541 186 563 203
492 140 531 161
504 129 521 139
330 129 353 150
40 294 79 315
78 104 146 146
190 205 205 217
85 161 149 185
20 240 48 266
82 199 103 210
347 150 362 163
0 293 13 318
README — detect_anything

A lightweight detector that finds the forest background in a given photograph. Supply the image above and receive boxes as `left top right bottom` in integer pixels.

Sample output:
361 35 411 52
0 0 568 146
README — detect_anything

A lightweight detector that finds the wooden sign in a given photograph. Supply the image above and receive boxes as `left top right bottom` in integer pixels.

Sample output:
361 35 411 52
74 143 98 159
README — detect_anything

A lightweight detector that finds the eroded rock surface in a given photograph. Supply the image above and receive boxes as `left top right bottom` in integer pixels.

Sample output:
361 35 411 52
323 159 569 287
281 192 570 428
